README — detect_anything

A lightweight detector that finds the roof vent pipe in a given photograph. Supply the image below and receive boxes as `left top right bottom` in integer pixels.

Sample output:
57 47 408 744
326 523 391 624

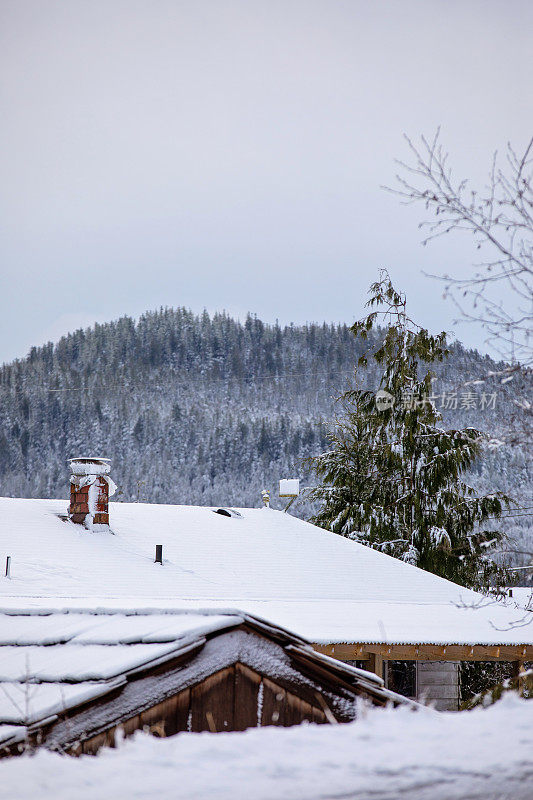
68 457 116 531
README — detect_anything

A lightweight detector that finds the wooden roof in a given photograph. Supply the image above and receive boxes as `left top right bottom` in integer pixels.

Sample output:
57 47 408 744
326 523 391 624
0 608 417 755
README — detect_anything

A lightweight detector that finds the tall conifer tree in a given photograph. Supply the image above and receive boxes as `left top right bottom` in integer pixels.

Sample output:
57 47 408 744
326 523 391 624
308 272 510 588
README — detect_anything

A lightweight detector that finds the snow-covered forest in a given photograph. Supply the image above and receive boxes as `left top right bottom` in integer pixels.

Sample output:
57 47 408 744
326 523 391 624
0 308 531 572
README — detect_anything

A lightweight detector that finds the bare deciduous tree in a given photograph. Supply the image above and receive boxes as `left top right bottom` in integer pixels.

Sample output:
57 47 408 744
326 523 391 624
390 129 533 368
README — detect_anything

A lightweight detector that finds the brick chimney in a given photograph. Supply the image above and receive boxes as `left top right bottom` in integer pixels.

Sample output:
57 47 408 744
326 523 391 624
68 457 116 530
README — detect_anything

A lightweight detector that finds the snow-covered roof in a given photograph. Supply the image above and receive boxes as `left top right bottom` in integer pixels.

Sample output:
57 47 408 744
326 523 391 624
507 587 533 611
0 611 242 735
0 607 410 749
0 497 531 647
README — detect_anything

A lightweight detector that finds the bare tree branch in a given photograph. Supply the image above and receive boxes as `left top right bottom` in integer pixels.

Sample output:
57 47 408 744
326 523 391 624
386 130 533 367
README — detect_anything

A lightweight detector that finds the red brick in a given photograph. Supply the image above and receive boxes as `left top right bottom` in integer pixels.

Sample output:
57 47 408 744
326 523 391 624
70 502 89 514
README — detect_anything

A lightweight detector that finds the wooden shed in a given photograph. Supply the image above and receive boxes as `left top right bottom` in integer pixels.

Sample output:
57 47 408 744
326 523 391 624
0 609 415 757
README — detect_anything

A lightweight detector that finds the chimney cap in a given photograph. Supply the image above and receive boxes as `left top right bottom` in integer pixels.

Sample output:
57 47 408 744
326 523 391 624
69 457 111 464
68 457 111 476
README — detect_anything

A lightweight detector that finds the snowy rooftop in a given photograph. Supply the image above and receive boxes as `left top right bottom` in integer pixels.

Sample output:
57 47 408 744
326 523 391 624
0 611 243 733
0 606 409 748
0 497 531 647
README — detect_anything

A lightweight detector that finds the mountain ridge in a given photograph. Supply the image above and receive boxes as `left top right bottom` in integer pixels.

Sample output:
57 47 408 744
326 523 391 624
0 306 530 573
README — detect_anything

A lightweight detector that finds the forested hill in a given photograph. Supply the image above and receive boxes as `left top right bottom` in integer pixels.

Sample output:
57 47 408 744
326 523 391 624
0 308 531 566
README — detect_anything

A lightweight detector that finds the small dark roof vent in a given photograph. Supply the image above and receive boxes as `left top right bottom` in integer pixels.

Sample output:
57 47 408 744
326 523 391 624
213 508 242 518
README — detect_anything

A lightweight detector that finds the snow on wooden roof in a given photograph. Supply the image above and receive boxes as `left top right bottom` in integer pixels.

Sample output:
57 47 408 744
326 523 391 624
0 611 235 733
0 497 531 647
0 611 245 732
0 608 409 749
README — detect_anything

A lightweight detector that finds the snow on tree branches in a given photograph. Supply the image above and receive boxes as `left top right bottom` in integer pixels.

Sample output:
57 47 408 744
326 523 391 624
307 272 512 589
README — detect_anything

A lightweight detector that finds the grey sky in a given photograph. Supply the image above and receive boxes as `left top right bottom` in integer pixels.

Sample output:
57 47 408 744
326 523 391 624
1 0 532 364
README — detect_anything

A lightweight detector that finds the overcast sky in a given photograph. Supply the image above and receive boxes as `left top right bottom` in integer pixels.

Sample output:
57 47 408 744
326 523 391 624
1 0 532 364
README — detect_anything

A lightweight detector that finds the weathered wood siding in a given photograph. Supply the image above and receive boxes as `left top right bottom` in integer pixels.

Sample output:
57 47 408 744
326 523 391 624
234 663 261 730
417 661 459 711
191 667 235 732
77 663 328 755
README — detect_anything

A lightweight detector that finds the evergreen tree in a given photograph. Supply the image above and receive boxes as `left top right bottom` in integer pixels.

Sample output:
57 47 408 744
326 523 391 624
308 272 511 588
